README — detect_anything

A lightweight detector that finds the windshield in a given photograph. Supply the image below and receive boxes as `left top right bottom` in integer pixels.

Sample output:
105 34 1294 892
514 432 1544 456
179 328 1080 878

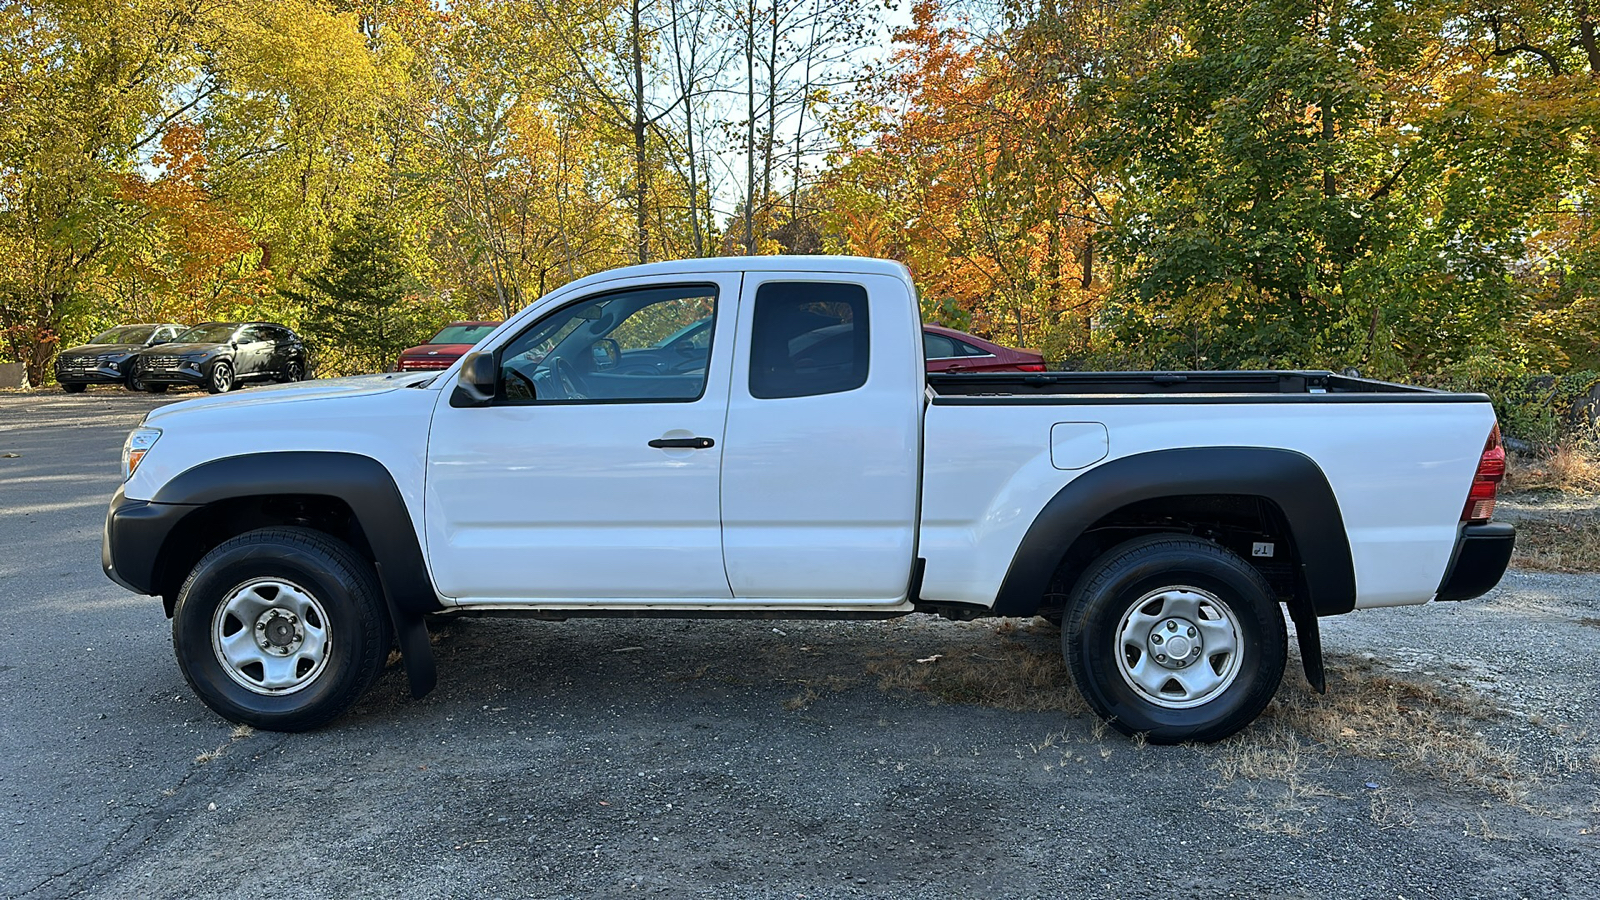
90 325 158 345
431 324 497 344
653 317 712 350
173 324 238 344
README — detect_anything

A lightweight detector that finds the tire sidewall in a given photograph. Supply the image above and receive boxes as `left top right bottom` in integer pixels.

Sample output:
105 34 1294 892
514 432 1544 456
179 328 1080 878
1067 543 1285 743
173 537 382 730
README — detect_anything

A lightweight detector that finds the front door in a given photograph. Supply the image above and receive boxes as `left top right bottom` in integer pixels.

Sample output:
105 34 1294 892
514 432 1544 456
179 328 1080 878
425 276 738 603
233 326 273 377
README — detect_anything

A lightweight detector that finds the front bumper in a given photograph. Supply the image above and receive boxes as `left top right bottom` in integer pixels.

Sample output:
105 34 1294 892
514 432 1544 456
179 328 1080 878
1435 522 1516 602
56 365 128 385
102 486 196 596
136 365 210 386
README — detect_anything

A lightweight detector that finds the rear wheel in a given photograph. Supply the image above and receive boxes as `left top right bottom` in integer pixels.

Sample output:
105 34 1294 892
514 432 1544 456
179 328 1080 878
172 527 390 731
1062 534 1286 744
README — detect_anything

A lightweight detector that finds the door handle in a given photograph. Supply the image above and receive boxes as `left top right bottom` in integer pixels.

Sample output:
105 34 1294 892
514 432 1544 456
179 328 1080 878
648 436 715 449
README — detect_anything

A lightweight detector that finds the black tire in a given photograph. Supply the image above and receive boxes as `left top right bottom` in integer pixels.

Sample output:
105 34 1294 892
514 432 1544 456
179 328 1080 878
171 527 391 731
277 358 304 383
207 360 234 394
61 383 86 393
1062 534 1287 744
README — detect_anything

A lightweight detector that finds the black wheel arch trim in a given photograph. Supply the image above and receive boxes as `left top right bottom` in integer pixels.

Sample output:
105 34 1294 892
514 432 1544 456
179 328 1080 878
116 452 438 697
991 447 1356 689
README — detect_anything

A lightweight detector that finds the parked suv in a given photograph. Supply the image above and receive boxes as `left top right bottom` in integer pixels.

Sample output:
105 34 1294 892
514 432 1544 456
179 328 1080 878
130 322 307 394
393 321 501 372
54 324 186 392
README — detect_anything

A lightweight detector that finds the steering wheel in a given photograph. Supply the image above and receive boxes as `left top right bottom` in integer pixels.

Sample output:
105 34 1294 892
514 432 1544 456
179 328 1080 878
551 357 587 400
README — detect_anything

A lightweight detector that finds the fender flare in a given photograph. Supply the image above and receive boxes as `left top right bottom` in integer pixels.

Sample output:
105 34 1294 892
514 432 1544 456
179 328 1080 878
992 447 1356 691
152 451 439 698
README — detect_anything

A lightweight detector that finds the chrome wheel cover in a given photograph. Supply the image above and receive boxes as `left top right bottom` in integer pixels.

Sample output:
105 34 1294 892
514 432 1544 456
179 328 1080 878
210 578 331 695
1114 586 1243 709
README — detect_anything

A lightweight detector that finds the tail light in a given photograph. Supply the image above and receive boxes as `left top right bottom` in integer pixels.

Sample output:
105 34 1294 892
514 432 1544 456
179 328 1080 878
1461 424 1505 523
1017 363 1046 372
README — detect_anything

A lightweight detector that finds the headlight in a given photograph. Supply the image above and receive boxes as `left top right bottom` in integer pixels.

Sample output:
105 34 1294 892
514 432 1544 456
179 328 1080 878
121 427 161 481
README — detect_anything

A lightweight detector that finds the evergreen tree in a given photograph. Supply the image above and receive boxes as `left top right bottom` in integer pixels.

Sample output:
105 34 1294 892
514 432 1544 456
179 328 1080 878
284 212 429 375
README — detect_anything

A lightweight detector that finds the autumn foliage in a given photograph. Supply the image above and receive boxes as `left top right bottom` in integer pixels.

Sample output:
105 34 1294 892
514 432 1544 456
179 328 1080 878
0 0 1596 408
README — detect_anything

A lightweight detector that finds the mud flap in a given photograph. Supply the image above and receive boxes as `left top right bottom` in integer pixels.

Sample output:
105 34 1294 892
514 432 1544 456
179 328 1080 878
375 561 437 698
1285 596 1325 694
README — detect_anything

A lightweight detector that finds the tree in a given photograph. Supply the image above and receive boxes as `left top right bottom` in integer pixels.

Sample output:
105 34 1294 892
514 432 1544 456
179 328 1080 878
284 211 428 375
820 0 1113 358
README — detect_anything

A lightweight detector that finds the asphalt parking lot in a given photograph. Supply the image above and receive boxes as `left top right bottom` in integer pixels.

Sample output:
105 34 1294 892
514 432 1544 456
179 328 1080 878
1 387 1597 899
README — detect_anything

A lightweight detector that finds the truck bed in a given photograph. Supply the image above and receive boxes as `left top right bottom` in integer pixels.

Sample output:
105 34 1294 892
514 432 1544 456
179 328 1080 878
918 369 1498 612
928 370 1478 401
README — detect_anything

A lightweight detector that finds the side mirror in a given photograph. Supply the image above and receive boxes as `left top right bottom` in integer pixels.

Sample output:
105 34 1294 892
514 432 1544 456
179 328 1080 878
450 351 499 408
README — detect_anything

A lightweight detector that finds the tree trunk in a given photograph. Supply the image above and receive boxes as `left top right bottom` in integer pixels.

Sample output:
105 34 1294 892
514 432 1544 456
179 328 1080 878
668 0 704 256
632 0 649 264
744 0 756 253
1579 0 1600 76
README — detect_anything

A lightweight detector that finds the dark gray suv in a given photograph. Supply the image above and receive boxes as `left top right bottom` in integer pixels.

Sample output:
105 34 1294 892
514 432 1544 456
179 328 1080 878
129 322 308 394
55 324 187 393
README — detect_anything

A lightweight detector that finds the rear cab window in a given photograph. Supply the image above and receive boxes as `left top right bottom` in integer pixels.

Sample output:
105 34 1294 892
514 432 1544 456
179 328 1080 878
748 282 870 399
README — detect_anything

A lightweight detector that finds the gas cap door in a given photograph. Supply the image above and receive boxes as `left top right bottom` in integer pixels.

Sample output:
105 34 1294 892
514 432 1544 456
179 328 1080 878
1050 422 1109 470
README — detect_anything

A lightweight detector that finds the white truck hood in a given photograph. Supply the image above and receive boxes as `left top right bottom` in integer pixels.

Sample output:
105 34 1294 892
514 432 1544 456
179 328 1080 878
142 373 436 424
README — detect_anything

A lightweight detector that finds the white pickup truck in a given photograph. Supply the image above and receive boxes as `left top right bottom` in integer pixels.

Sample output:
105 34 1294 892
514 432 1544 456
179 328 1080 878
103 256 1515 742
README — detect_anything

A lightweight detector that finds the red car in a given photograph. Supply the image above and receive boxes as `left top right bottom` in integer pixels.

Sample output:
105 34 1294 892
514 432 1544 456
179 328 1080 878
393 321 501 372
922 324 1046 373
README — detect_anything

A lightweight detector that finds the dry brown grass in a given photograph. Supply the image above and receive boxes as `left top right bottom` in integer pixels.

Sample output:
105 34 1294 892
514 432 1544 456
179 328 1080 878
194 722 257 764
864 623 1088 714
1505 439 1600 495
1506 513 1600 573
759 619 1089 714
1219 655 1538 808
1497 446 1600 571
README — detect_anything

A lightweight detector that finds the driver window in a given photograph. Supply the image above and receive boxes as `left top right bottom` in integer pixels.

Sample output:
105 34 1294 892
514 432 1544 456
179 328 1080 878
497 284 717 404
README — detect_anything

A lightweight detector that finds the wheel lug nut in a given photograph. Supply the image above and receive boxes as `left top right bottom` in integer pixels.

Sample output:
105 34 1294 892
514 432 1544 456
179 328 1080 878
1166 621 1177 632
1156 654 1166 662
1151 634 1163 644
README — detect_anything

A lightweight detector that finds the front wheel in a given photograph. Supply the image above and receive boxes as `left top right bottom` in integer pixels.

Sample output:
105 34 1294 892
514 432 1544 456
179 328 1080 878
1062 534 1286 744
207 360 234 394
277 358 304 383
126 372 167 393
171 527 391 731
